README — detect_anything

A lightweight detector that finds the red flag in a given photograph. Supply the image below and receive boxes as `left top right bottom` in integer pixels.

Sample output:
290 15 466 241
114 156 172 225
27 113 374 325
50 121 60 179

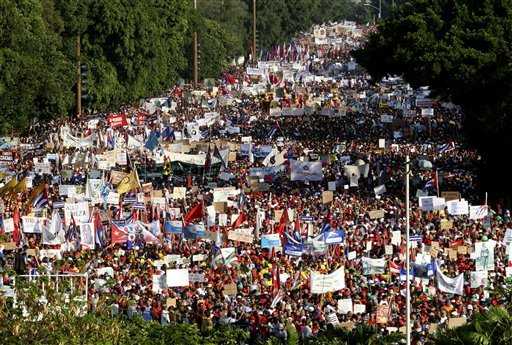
294 217 301 232
232 212 247 229
184 203 203 225
272 262 280 296
12 207 21 245
111 223 128 244
131 208 139 221
276 209 288 235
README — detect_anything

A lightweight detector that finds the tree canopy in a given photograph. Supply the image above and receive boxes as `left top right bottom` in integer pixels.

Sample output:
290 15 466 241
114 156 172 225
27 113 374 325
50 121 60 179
354 0 512 202
0 0 374 133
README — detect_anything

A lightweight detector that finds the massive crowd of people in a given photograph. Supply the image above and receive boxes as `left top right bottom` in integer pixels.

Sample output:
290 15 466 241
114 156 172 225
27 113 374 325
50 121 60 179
0 21 510 344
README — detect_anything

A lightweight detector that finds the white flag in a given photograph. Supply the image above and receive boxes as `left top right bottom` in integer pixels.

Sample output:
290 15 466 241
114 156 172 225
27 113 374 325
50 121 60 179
435 261 464 295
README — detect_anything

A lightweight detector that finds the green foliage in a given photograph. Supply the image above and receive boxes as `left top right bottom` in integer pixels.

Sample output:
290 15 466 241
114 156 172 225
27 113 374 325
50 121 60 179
428 307 512 345
0 0 74 133
354 0 512 201
304 324 403 345
0 277 406 345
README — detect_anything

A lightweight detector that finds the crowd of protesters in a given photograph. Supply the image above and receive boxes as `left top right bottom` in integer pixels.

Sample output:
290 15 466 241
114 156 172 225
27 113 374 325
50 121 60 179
0 22 510 344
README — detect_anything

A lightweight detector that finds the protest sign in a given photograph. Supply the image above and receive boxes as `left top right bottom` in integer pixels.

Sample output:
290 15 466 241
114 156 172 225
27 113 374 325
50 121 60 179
228 230 254 243
337 299 353 314
447 318 466 329
22 216 46 233
107 113 128 128
469 205 488 220
376 304 390 324
441 191 461 201
369 209 384 219
173 187 186 200
322 191 333 204
3 218 14 233
362 257 386 275
166 269 189 287
222 283 237 296
189 273 206 283
380 114 393 123
261 234 281 249
0 242 17 250
353 304 366 314
440 220 453 230
447 199 469 216
310 268 345 294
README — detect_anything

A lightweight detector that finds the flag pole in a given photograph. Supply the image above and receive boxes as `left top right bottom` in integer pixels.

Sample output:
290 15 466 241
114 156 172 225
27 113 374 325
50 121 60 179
435 169 439 197
405 155 411 345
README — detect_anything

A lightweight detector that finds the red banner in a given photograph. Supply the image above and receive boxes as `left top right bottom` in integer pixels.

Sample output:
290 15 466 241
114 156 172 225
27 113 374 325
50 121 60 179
0 151 14 163
107 113 128 128
136 112 146 126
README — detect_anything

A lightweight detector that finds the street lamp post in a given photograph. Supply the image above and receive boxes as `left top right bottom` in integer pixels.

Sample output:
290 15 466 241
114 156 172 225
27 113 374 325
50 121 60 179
252 0 257 63
405 155 411 345
364 0 382 20
193 0 198 88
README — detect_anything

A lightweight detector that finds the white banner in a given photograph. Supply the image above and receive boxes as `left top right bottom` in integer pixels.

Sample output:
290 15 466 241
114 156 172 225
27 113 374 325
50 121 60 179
419 196 446 211
228 229 254 243
64 202 90 226
213 187 239 202
469 205 488 220
166 152 204 166
166 269 190 287
310 268 346 294
22 216 47 233
61 126 94 149
290 160 323 181
362 257 386 275
435 261 464 295
447 199 469 216
3 218 14 233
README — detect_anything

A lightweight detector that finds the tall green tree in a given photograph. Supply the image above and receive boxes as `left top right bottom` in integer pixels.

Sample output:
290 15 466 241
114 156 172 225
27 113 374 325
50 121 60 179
197 0 249 59
0 0 74 133
354 0 512 202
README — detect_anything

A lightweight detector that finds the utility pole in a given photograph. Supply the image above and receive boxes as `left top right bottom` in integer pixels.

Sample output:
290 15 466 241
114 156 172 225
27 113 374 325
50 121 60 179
193 0 198 88
252 0 257 64
405 155 411 345
76 34 81 118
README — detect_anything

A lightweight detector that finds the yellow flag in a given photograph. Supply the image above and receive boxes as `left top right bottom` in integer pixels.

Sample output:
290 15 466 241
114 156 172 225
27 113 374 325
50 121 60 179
0 177 17 195
12 177 27 193
116 170 140 194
